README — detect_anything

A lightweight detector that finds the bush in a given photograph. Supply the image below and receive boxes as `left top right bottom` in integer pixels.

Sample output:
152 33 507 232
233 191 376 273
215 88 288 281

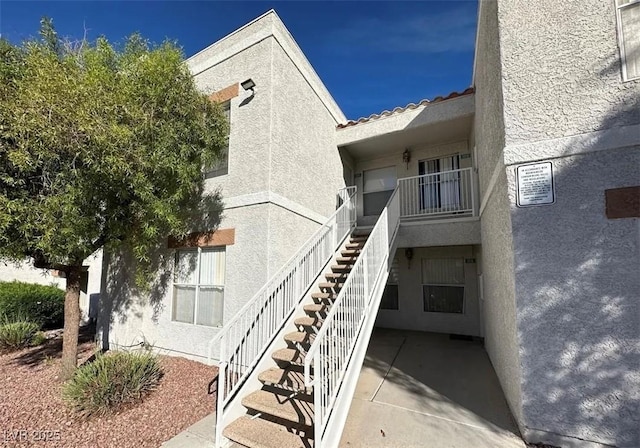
0 316 40 349
63 351 163 417
0 281 65 329
31 331 47 346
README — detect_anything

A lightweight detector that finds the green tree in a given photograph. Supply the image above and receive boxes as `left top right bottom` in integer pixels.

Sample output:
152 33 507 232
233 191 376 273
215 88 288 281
0 19 227 379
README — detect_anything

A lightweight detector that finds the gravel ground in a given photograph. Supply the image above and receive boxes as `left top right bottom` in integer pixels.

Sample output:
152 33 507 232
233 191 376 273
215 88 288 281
0 331 218 448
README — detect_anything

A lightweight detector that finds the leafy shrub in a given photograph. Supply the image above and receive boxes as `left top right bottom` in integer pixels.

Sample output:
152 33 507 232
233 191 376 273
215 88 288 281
31 331 47 346
0 316 40 349
63 351 163 417
0 281 65 329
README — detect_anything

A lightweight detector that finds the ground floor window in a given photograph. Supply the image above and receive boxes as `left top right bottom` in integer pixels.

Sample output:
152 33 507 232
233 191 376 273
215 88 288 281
172 247 225 327
422 258 465 314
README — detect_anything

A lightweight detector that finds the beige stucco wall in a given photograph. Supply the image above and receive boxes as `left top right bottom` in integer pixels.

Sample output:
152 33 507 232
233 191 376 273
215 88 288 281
100 12 346 362
376 246 481 336
477 0 640 445
474 0 524 428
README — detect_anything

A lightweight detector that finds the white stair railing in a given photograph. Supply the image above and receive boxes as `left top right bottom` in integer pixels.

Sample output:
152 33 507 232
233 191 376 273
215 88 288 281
304 187 400 447
398 167 474 218
210 186 356 444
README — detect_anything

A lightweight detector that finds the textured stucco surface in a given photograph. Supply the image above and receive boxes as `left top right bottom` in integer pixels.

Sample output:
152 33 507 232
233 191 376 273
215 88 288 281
478 168 523 426
474 0 506 199
269 36 345 218
474 0 524 427
376 246 481 336
498 0 640 146
99 204 270 362
395 220 480 248
509 147 640 447
102 13 346 362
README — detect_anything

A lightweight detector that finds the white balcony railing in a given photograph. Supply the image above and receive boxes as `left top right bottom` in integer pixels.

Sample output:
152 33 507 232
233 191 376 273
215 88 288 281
398 167 475 218
305 187 400 447
210 186 356 446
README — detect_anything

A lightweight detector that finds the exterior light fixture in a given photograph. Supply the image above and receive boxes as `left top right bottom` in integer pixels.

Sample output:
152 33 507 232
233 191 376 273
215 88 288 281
403 148 411 169
241 78 256 95
405 247 414 269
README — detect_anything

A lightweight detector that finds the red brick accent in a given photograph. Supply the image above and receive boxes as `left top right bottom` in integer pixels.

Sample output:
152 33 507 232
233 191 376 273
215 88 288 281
168 228 235 248
605 186 640 219
209 83 240 103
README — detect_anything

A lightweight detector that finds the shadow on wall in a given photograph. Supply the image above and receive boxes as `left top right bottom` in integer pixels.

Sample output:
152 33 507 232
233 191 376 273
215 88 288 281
96 192 224 350
512 57 639 447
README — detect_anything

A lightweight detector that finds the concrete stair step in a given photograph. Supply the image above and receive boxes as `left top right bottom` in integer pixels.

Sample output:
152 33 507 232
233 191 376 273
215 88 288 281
350 236 368 243
318 282 343 290
345 242 364 250
331 264 352 273
311 292 336 302
294 316 322 329
324 272 347 281
284 330 316 345
303 304 329 314
272 348 306 366
223 416 311 448
258 367 309 393
242 390 314 427
341 249 361 257
336 256 358 264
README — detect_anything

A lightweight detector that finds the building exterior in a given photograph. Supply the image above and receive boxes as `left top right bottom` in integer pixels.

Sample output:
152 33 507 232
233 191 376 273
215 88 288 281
92 2 638 447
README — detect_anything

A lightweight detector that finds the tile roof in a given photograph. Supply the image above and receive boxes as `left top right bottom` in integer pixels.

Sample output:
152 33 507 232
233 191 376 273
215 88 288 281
337 87 474 129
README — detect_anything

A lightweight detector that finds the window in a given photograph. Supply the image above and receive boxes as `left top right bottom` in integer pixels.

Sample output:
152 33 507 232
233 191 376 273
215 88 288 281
173 247 225 327
206 102 230 177
363 166 396 216
616 0 640 81
422 258 465 314
380 257 400 310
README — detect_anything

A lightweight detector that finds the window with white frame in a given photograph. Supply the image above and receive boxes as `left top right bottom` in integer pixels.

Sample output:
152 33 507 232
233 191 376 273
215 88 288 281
206 101 230 177
616 0 640 81
422 258 465 314
363 166 396 216
173 247 225 327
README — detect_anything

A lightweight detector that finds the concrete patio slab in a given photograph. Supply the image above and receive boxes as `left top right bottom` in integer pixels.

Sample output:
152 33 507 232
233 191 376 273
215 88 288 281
340 328 525 448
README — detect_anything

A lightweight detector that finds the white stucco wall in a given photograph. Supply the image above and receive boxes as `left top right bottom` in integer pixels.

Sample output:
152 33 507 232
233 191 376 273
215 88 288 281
474 0 524 428
100 11 347 362
376 246 481 336
478 0 640 445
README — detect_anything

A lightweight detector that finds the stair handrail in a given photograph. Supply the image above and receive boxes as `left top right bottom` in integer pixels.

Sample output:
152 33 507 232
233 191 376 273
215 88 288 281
304 186 400 447
210 186 357 441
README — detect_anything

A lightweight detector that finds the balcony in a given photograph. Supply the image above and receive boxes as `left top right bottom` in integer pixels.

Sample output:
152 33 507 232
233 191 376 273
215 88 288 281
398 167 476 220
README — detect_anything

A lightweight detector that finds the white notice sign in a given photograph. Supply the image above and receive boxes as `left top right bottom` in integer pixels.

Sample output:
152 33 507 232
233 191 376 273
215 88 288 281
516 162 555 207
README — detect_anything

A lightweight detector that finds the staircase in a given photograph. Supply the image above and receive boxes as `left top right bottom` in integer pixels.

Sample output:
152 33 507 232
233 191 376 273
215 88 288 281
222 232 370 448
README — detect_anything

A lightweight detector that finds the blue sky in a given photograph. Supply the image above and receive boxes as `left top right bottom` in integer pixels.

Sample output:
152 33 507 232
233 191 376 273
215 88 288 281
0 1 478 120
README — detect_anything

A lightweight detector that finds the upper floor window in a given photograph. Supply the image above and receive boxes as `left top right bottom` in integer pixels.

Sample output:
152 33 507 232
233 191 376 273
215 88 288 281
205 101 230 177
616 0 640 81
173 247 225 327
363 166 397 216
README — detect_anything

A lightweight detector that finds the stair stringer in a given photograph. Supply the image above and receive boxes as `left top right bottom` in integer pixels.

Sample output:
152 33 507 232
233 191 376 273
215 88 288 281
216 235 355 448
315 244 398 447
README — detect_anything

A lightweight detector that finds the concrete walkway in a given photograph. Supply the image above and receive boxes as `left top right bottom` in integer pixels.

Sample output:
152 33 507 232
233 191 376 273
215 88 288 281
340 328 526 448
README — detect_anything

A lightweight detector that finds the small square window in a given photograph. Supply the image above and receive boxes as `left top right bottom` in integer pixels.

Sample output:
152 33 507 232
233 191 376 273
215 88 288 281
423 285 464 314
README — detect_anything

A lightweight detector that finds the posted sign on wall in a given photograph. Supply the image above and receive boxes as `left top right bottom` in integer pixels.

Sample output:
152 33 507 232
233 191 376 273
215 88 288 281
516 162 555 207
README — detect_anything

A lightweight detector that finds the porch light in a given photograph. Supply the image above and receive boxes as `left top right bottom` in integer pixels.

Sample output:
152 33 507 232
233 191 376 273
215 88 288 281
405 247 414 269
403 149 411 169
241 78 256 95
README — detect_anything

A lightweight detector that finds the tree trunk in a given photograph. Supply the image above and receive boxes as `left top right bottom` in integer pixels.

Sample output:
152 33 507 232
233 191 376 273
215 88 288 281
61 266 82 380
